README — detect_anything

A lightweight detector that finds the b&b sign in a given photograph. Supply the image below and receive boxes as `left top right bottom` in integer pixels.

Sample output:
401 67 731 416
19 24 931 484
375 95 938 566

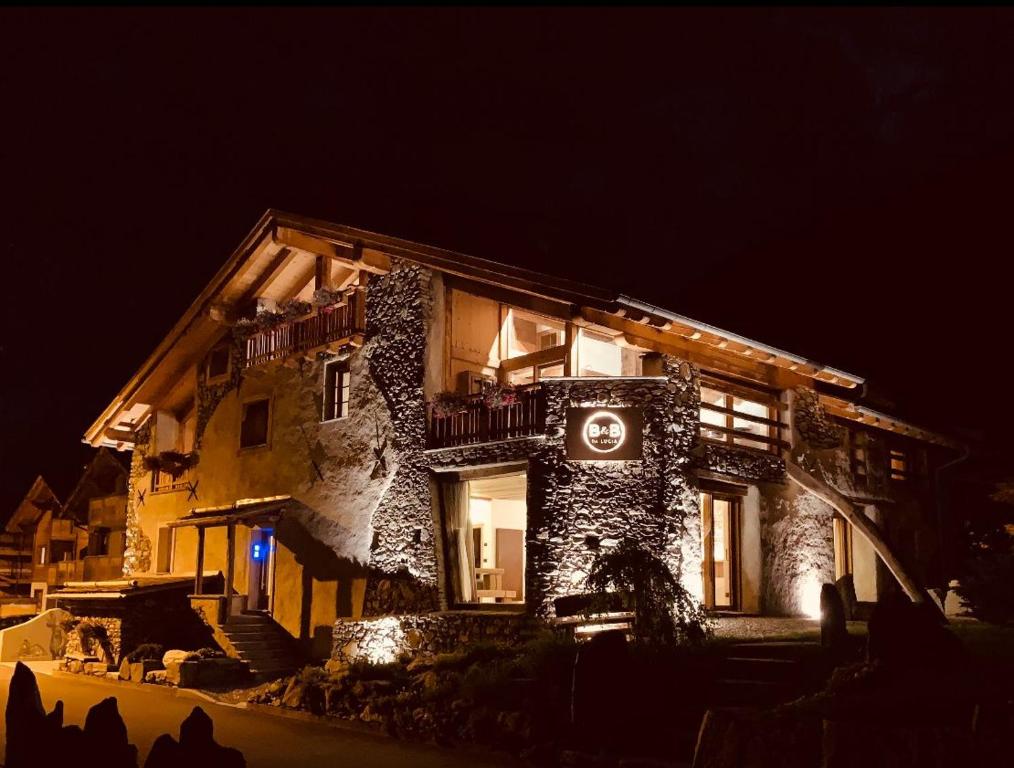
565 407 643 461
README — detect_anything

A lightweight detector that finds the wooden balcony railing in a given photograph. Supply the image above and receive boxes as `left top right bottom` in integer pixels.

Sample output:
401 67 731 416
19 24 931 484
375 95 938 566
427 384 546 448
243 291 365 368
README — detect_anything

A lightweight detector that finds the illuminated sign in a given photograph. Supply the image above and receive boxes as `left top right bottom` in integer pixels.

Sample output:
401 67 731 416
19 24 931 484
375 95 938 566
566 407 643 460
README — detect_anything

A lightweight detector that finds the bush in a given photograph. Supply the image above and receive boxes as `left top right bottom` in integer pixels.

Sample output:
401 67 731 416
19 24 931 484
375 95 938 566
957 550 1014 624
586 539 712 647
125 643 163 663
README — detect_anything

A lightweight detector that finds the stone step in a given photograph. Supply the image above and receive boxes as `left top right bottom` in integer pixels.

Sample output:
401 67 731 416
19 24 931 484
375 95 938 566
228 638 290 651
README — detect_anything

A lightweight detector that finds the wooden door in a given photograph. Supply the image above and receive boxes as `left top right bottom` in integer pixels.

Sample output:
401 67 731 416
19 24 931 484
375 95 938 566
495 528 524 601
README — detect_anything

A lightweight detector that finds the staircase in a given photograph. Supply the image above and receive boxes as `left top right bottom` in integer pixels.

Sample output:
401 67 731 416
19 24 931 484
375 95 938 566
217 612 303 679
709 641 828 708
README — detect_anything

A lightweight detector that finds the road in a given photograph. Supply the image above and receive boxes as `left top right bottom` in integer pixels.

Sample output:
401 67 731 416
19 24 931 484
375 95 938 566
0 663 519 768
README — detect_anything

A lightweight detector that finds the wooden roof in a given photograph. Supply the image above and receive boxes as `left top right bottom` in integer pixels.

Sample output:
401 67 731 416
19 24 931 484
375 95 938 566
84 209 954 449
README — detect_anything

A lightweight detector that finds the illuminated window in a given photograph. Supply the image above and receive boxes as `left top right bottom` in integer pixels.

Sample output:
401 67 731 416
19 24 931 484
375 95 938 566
575 328 642 377
506 310 565 359
833 514 853 581
240 399 271 449
699 376 781 453
889 449 908 481
438 472 527 606
323 359 351 421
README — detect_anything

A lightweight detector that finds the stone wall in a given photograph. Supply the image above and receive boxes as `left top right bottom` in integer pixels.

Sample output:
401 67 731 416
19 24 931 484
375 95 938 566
362 263 439 593
700 443 786 484
759 482 835 615
425 360 701 616
122 421 152 575
331 611 529 665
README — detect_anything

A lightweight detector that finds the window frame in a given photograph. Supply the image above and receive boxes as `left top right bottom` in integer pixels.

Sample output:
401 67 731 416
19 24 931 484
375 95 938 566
889 448 909 482
239 396 272 451
322 359 352 422
698 374 784 455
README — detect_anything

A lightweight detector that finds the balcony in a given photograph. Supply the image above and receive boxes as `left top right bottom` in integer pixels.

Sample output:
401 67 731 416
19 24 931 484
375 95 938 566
427 384 545 449
243 291 365 368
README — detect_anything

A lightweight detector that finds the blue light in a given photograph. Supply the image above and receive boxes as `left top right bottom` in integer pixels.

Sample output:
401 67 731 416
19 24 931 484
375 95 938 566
252 543 264 561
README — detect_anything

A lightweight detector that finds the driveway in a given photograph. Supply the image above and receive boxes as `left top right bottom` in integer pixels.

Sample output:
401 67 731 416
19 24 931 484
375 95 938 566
0 663 519 768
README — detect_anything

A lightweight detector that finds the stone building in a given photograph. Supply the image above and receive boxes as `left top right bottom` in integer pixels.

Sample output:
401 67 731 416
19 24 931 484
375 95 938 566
82 210 961 665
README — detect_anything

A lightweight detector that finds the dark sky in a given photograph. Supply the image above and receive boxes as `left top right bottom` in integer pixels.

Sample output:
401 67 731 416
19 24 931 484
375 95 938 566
2 8 1013 512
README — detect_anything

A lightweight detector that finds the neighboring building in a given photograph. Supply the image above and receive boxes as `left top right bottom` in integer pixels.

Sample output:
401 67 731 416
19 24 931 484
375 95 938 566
1 476 86 604
0 477 61 597
82 210 961 663
61 447 129 583
2 451 129 609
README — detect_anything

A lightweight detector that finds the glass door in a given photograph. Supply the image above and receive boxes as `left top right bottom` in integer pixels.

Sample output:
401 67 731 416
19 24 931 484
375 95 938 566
701 492 740 610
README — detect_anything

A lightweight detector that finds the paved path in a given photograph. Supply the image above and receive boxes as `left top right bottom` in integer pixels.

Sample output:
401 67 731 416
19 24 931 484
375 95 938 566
0 663 519 768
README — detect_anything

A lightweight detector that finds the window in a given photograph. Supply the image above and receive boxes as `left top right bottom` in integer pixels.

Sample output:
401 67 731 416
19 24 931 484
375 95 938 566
575 328 642 377
439 472 527 605
323 360 351 421
91 528 111 557
700 492 740 609
240 398 271 449
207 344 231 380
504 308 567 386
699 376 782 453
889 449 908 481
833 514 853 581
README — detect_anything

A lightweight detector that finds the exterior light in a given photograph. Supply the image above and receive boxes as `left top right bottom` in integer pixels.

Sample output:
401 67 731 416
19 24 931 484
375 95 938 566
799 574 822 619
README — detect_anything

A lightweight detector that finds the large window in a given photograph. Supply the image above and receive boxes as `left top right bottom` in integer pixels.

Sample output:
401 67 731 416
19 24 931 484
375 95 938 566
240 398 271 449
833 514 854 581
439 472 527 605
447 288 643 392
700 492 740 609
322 359 351 421
699 375 782 453
504 309 566 386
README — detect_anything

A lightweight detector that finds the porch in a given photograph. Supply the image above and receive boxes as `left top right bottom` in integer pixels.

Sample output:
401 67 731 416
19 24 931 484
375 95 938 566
166 496 288 625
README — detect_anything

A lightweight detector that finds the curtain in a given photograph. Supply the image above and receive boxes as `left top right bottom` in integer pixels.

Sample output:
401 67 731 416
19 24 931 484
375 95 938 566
442 480 475 602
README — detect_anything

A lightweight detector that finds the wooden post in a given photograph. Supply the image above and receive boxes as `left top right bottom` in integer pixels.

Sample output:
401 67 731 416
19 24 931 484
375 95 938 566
194 526 205 595
225 523 236 620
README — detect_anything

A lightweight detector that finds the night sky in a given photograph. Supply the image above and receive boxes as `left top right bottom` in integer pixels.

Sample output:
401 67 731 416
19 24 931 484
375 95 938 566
3 8 1013 513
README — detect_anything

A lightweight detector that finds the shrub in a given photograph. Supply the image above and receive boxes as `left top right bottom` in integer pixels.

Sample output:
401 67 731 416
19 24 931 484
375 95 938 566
125 643 163 663
586 539 713 647
957 550 1014 624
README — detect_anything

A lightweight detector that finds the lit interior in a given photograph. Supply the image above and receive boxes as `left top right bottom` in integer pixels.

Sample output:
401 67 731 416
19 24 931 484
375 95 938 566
464 473 527 604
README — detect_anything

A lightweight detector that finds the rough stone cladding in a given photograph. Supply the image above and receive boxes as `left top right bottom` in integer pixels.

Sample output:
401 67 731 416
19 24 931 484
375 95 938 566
331 612 529 664
426 359 702 617
701 443 785 483
122 421 153 575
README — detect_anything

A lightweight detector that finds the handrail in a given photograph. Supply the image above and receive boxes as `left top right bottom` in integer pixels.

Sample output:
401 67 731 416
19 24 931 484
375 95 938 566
243 292 364 368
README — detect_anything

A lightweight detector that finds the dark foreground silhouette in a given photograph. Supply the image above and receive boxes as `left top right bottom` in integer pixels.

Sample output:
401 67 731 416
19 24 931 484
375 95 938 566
4 661 244 768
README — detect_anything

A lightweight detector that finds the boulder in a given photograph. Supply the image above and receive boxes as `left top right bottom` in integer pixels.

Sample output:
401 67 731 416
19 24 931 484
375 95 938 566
130 660 164 683
834 574 858 621
145 670 169 685
820 583 848 658
84 662 110 676
118 658 132 680
82 697 138 768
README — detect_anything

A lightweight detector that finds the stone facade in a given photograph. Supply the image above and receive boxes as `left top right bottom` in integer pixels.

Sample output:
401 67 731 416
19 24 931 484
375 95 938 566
331 611 529 665
700 443 786 484
425 363 702 616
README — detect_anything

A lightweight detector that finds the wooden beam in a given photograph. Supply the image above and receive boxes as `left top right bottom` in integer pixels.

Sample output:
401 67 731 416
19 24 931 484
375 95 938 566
274 227 391 274
233 246 297 311
194 526 205 596
224 523 235 620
